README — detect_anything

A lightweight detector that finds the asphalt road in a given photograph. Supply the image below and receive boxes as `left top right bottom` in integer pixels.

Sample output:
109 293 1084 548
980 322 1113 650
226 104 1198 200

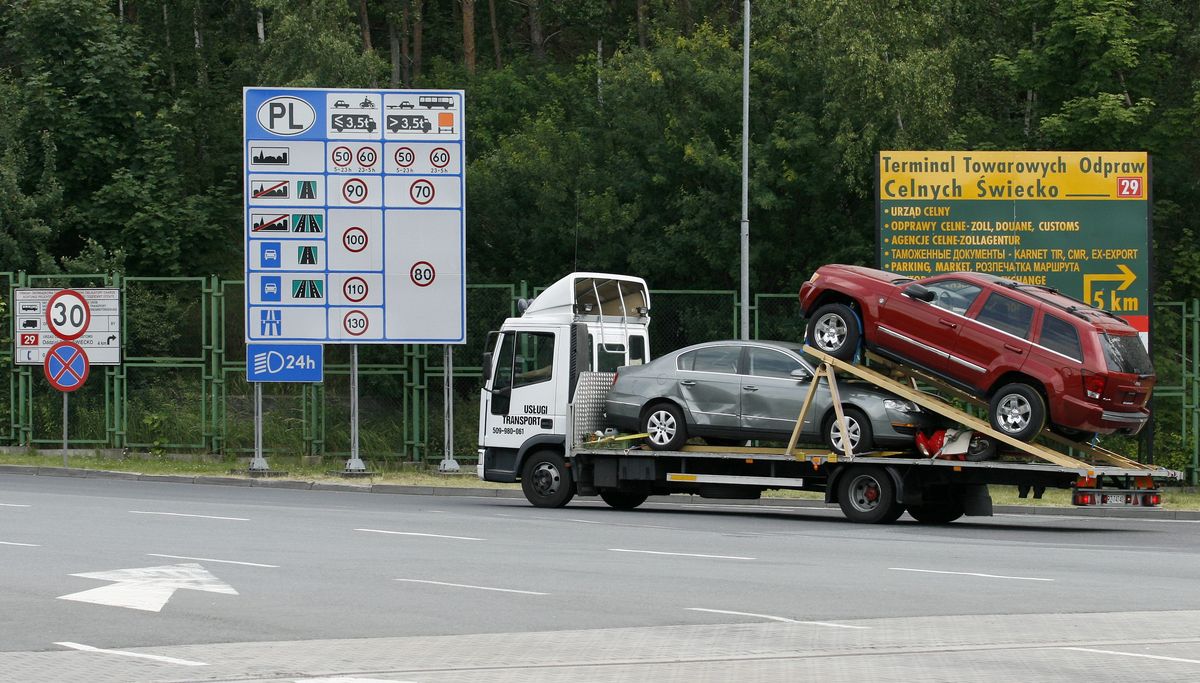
2 475 1199 682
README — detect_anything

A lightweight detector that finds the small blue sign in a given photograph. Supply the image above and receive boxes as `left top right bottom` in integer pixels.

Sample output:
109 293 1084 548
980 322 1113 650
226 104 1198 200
261 276 282 302
246 343 323 383
260 241 281 268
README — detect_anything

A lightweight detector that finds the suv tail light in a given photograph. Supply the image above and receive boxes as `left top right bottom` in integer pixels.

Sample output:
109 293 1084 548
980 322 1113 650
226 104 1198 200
1081 370 1107 400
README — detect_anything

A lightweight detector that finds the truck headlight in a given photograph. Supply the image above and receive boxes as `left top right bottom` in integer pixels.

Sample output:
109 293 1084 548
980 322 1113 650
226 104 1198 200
884 399 920 413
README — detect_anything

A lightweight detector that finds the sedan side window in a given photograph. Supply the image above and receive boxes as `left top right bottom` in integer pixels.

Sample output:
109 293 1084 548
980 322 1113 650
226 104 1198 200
746 348 804 379
691 346 741 374
920 279 983 315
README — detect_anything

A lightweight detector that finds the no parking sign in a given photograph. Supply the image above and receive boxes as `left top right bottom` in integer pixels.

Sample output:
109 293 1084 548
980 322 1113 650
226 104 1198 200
44 341 89 392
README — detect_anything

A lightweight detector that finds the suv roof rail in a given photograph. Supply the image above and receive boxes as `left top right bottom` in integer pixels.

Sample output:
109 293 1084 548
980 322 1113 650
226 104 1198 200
999 280 1126 323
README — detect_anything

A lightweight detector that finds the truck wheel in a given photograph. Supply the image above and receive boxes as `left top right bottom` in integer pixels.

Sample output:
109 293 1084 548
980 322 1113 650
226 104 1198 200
988 383 1046 442
806 303 861 361
906 501 964 524
599 489 649 510
824 407 874 454
836 466 902 524
642 403 688 451
521 451 575 508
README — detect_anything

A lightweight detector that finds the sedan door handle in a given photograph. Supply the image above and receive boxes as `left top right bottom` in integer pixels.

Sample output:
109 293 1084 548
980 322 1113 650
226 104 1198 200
743 385 759 392
680 380 696 386
1004 343 1024 354
938 318 958 329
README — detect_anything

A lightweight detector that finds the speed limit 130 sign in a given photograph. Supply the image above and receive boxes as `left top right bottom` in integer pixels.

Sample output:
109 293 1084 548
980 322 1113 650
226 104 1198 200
46 289 92 340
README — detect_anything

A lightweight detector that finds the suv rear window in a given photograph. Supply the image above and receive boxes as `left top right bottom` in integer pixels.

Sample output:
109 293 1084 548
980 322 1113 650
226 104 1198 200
1103 334 1153 375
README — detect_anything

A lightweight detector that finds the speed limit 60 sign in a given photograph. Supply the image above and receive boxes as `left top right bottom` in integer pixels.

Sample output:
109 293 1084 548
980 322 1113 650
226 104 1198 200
13 288 122 366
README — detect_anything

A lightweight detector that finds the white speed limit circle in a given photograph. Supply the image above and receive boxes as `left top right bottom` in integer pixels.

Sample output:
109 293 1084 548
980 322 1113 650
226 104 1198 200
342 309 369 336
46 289 91 340
410 261 435 287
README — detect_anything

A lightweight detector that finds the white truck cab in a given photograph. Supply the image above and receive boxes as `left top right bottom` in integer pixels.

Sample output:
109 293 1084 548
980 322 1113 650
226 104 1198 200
478 273 650 486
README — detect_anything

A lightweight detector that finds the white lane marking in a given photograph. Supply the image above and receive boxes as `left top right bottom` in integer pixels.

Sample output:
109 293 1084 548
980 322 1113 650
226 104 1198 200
1060 647 1200 665
148 553 278 568
687 607 870 629
1 540 40 547
0 503 31 507
55 641 208 666
394 578 547 595
567 518 605 524
890 567 1054 582
356 528 484 541
129 510 249 521
58 563 238 612
610 548 755 560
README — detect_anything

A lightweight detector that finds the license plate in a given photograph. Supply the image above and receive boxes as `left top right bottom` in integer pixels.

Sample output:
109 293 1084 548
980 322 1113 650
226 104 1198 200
1100 493 1130 506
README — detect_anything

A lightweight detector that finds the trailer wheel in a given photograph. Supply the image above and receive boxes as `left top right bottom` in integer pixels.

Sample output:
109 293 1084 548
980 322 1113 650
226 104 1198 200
988 383 1046 442
906 501 964 524
836 466 902 524
824 407 874 454
599 489 649 510
642 403 688 451
521 451 575 508
806 303 861 361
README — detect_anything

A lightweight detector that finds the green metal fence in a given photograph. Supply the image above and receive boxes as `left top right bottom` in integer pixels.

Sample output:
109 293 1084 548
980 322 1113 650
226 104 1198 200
3 271 1197 482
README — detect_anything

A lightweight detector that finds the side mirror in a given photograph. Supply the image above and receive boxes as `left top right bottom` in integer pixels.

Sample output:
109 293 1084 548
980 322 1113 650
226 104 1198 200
905 283 937 302
480 351 493 381
790 368 812 381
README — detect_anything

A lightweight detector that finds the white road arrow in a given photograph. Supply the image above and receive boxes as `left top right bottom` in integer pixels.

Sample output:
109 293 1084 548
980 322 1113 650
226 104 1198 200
57 563 238 612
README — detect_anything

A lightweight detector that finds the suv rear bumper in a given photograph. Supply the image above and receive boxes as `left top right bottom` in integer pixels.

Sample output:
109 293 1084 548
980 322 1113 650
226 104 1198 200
1056 396 1149 435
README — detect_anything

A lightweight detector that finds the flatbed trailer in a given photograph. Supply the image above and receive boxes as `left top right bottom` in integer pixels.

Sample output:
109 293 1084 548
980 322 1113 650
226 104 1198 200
549 351 1179 524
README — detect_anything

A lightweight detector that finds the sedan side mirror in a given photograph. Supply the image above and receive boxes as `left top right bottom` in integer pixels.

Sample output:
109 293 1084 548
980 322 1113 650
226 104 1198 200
790 368 812 381
905 283 937 302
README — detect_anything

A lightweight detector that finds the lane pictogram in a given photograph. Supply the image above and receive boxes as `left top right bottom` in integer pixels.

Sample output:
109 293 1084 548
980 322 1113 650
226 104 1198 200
44 341 90 392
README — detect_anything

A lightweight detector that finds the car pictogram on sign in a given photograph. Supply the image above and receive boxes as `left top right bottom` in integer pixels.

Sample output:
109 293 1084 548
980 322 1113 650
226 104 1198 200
333 100 350 108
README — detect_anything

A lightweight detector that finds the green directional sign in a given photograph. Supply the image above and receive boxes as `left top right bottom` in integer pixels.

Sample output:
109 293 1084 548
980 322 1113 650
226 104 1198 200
877 151 1151 336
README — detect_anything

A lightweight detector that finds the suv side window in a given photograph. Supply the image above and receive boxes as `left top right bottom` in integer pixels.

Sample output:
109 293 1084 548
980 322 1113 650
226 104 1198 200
746 347 804 379
691 346 741 374
975 293 1035 338
1038 314 1082 361
918 279 983 315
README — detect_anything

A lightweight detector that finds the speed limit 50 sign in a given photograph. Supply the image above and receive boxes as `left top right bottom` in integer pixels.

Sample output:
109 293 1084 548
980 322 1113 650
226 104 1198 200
13 288 122 366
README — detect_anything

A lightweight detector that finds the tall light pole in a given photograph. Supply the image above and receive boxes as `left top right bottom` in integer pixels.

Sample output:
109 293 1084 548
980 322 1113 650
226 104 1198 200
739 0 751 340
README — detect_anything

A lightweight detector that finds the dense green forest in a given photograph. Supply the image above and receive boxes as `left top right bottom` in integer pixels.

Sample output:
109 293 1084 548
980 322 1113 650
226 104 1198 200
1 0 1198 298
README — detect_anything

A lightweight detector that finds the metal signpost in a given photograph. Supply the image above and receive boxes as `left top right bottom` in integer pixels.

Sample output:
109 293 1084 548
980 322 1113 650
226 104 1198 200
13 288 121 365
876 151 1151 342
44 339 90 467
243 87 466 473
244 343 324 473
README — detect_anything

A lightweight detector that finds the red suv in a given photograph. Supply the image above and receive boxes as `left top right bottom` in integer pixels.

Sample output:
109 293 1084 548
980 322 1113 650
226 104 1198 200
798 265 1155 442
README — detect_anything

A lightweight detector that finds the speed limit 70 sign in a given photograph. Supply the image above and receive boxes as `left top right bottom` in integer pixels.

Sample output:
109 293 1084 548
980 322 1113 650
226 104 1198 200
46 290 92 340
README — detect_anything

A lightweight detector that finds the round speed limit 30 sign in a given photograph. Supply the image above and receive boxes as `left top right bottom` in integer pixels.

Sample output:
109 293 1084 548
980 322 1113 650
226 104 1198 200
46 289 92 340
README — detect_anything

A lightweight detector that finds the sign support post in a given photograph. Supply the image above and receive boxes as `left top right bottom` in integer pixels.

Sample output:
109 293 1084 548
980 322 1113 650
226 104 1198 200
62 393 69 468
343 345 369 473
249 383 272 472
439 345 459 473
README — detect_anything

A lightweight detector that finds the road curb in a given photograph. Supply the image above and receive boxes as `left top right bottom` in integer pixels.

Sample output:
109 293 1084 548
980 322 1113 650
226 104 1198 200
2 463 1197 519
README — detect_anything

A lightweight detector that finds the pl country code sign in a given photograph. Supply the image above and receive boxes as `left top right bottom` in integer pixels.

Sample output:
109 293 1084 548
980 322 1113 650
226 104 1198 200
243 87 466 343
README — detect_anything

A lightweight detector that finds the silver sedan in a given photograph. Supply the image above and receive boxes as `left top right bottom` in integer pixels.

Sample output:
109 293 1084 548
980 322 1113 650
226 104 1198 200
604 340 935 452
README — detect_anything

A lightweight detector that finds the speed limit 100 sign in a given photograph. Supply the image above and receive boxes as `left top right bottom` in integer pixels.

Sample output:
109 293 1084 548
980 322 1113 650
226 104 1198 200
46 289 92 340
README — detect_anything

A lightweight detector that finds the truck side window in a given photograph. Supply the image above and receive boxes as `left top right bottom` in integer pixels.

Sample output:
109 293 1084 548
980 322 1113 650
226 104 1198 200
514 331 555 388
629 335 647 365
489 333 516 415
596 344 626 372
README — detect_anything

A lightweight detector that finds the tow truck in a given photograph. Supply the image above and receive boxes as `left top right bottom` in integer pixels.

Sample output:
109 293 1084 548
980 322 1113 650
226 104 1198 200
478 273 1179 523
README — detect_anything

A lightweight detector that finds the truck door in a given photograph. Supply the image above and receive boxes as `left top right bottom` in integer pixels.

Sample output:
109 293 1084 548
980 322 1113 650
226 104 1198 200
482 330 560 451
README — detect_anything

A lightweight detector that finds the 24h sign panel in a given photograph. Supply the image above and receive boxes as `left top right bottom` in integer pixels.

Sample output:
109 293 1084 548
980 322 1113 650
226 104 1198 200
876 151 1150 337
243 87 466 344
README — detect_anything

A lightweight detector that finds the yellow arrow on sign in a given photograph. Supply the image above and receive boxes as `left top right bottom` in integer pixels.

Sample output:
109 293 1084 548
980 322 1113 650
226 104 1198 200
1083 264 1136 306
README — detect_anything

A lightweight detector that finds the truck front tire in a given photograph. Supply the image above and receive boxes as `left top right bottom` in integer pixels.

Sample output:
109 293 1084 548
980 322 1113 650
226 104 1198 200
521 450 575 508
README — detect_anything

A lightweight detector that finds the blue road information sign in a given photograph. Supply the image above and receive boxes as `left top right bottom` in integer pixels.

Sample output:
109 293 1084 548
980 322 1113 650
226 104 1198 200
243 87 466 344
246 343 324 383
44 341 90 392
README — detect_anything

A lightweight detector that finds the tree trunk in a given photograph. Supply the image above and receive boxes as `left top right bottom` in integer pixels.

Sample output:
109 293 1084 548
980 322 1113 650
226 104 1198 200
163 2 176 90
636 0 648 49
412 0 424 84
256 8 265 43
462 0 476 75
358 0 373 52
401 2 411 87
193 1 207 89
388 17 401 87
488 0 502 69
528 0 545 61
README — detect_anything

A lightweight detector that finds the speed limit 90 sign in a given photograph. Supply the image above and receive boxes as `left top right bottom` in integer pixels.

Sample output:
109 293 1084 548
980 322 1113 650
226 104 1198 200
46 289 92 340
